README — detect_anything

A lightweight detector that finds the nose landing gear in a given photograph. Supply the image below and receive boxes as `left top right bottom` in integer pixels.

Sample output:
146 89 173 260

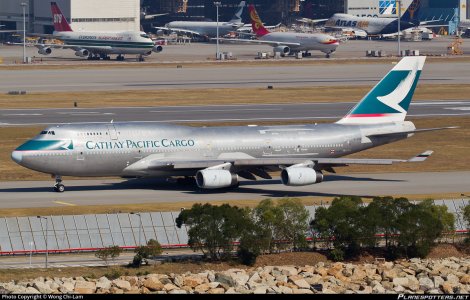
53 175 65 193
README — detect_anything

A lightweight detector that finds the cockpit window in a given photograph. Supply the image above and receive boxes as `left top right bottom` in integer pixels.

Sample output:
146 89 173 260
140 34 150 39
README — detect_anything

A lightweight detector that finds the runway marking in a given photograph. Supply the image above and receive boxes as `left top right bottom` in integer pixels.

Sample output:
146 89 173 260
149 108 282 113
2 113 42 116
444 107 470 111
53 201 77 206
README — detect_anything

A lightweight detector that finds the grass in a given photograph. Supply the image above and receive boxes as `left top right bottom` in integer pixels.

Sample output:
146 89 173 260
2 55 470 71
0 84 469 109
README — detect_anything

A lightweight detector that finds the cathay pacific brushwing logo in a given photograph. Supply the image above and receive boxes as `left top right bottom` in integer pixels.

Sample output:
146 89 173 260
59 140 74 150
376 62 418 114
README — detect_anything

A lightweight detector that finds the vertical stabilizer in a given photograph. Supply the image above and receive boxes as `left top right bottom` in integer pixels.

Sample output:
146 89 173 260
248 4 270 37
337 56 426 125
229 1 246 24
51 2 73 32
401 0 421 25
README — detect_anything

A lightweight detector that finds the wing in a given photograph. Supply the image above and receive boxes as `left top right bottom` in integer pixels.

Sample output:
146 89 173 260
213 38 300 47
123 151 433 177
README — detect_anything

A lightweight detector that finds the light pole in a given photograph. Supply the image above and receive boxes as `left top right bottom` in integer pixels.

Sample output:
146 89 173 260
37 216 48 269
397 0 402 57
21 2 27 63
131 212 142 246
214 2 221 60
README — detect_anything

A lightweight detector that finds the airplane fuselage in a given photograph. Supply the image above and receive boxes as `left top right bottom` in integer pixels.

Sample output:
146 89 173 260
261 32 339 53
53 31 156 55
326 13 416 35
12 121 415 178
167 21 241 37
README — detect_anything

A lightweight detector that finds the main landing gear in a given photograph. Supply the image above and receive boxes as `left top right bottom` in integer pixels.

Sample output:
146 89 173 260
116 54 125 61
53 175 65 193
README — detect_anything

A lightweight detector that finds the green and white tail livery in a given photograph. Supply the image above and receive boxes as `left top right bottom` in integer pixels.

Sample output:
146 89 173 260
337 56 426 125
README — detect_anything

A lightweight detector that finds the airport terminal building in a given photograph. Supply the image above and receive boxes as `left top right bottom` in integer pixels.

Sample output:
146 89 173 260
0 0 140 34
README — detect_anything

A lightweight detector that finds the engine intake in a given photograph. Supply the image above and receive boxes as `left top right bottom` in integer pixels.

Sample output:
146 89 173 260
38 47 52 55
273 45 290 56
281 167 323 186
152 45 163 53
75 49 90 57
196 169 238 189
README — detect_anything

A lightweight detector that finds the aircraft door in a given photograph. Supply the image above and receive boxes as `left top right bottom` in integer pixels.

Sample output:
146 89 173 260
76 144 85 161
263 140 272 156
107 125 118 140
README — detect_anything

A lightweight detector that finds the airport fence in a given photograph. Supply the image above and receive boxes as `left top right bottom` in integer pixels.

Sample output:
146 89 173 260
0 199 469 255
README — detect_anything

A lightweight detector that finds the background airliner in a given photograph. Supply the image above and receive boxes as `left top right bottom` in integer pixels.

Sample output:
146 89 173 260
35 2 162 61
12 56 454 193
154 1 245 39
217 4 339 58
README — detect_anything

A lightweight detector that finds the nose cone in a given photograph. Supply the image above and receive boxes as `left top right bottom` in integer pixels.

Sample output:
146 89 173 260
11 151 23 164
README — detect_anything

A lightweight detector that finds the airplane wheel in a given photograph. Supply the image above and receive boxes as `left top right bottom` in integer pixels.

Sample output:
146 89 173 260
54 184 65 193
326 54 331 58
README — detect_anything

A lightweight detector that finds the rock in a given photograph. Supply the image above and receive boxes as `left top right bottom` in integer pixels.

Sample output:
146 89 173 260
278 286 293 294
433 276 445 289
293 289 313 294
194 284 210 294
230 272 249 287
163 283 178 292
460 274 470 284
169 289 187 294
351 268 367 282
253 286 268 294
113 280 131 292
183 275 206 288
74 281 96 294
419 277 435 291
96 277 112 291
442 282 455 294
382 269 399 280
33 281 53 294
142 277 164 291
372 284 386 293
288 275 310 289
248 272 261 284
276 266 298 276
208 288 225 294
393 277 409 287
215 273 236 287
24 287 40 294
109 287 124 294
305 275 323 285
60 281 75 293
427 289 441 294
225 288 238 294
446 274 459 284
174 275 184 287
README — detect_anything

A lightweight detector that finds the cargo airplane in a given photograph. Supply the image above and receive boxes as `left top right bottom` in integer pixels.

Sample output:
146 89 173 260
154 1 246 39
12 56 454 192
217 4 339 58
34 2 162 61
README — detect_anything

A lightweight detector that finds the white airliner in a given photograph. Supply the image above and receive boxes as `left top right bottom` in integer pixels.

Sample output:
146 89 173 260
154 1 246 39
34 2 162 61
217 4 339 58
12 56 455 193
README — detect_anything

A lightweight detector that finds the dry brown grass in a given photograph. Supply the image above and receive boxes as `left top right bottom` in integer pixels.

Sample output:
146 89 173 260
0 84 468 109
2 55 470 71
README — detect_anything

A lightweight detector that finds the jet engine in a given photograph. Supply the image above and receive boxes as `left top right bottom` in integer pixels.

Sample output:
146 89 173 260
273 46 290 56
74 49 90 57
152 45 163 53
38 47 52 55
196 169 238 189
281 167 323 186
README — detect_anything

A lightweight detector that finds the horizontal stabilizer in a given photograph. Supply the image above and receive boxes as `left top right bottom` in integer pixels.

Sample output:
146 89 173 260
408 150 433 162
367 126 459 138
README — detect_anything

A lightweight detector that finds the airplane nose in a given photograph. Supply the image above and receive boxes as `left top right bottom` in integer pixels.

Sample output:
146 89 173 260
11 151 23 163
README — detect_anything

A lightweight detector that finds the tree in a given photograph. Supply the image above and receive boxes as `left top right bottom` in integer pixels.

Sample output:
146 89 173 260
276 198 310 250
251 199 285 253
176 203 253 260
95 246 123 266
311 196 371 258
134 239 163 266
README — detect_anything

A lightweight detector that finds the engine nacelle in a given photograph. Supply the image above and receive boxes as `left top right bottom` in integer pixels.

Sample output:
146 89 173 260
74 49 90 57
273 45 290 55
196 169 238 189
152 45 163 53
281 167 323 186
38 47 52 55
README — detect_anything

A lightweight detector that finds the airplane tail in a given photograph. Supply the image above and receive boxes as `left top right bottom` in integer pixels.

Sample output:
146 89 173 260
248 4 270 37
228 1 246 24
51 2 73 32
401 0 421 25
337 56 426 125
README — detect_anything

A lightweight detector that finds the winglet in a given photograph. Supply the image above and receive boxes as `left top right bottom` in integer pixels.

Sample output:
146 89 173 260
408 150 433 162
